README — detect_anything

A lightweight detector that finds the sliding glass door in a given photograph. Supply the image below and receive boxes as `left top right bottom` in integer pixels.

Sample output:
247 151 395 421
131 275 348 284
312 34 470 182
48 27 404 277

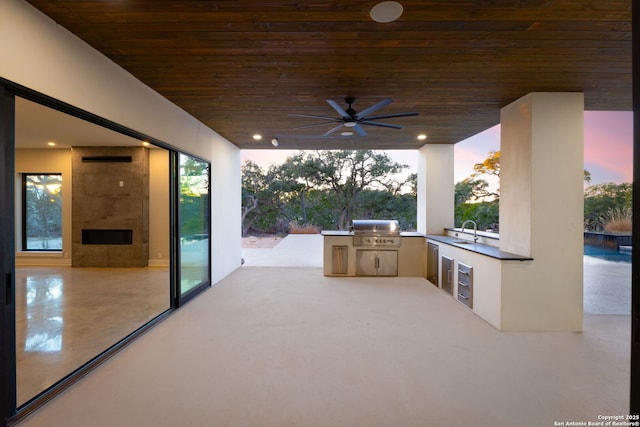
0 82 212 424
0 82 17 427
177 153 211 303
13 97 173 407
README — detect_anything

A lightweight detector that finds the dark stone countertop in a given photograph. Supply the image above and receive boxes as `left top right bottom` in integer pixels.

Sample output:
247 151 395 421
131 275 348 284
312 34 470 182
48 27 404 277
426 234 533 261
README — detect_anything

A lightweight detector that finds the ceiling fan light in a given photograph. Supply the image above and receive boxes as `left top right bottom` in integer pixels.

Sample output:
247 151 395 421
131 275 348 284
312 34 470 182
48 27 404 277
344 121 357 127
370 1 404 23
341 131 354 136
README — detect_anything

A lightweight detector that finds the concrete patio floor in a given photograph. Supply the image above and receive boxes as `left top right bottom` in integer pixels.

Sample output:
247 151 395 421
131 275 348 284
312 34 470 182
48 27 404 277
14 235 630 426
242 234 631 315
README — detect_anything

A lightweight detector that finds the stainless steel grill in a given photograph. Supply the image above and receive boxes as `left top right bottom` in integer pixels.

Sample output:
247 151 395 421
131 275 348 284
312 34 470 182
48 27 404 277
352 219 401 247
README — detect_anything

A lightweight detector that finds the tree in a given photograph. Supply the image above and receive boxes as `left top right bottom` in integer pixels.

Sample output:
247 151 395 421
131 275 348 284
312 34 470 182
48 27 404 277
179 156 210 237
241 150 416 233
454 151 500 230
584 182 632 231
241 161 289 235
469 150 500 200
288 150 411 230
472 150 500 178
455 178 491 205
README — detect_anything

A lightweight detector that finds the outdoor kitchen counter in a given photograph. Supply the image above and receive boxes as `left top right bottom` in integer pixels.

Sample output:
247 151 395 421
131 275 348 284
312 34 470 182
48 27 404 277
426 234 533 261
321 230 352 236
322 231 425 277
321 231 425 237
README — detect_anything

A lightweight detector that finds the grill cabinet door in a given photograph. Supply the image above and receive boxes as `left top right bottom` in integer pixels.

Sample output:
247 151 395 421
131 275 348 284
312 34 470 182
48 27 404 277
376 250 398 276
355 250 398 276
356 250 378 276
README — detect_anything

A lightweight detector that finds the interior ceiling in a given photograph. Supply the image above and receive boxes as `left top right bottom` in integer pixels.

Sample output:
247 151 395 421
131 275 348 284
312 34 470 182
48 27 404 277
25 1 631 150
15 98 144 149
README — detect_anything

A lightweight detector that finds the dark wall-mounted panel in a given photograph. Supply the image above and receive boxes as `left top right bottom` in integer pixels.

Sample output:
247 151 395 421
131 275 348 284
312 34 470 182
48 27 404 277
81 156 132 163
82 229 132 245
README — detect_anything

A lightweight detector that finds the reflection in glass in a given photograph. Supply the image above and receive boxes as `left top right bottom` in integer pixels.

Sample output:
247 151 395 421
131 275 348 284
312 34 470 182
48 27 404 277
25 276 63 352
15 97 171 406
179 153 210 295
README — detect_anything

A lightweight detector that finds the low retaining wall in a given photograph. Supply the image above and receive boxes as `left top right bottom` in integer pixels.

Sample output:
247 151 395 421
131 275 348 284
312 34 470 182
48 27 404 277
584 232 632 249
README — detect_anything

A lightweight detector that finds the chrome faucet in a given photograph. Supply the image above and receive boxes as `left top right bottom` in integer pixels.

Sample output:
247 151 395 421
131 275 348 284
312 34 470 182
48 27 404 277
460 219 478 242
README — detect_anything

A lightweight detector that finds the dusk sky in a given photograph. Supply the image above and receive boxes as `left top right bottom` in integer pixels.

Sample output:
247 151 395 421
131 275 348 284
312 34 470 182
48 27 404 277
241 111 633 187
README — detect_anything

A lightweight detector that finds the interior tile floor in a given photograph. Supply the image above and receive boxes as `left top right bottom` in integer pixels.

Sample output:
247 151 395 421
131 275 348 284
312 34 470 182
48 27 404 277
15 266 169 405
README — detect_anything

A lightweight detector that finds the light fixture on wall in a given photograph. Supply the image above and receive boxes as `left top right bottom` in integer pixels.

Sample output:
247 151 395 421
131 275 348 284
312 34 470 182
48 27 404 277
370 1 404 23
271 138 279 147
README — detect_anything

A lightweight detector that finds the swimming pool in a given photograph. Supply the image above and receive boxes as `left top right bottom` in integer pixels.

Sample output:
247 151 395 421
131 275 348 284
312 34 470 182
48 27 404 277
584 244 631 263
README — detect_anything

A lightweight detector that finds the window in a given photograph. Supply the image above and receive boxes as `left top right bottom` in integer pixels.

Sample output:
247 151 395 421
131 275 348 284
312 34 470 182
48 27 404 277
22 174 62 251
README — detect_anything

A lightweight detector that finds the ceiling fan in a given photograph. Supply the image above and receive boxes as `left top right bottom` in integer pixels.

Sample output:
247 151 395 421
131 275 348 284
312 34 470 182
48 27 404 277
290 97 418 137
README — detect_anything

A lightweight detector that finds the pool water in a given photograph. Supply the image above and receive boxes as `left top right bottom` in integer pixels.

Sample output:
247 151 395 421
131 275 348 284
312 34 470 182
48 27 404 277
584 244 631 263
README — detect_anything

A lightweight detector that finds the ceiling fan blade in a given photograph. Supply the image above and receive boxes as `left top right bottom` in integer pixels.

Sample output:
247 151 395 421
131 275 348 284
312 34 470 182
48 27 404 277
292 121 340 130
323 123 345 136
360 120 403 129
353 124 367 136
326 99 350 118
364 112 419 120
288 113 339 121
354 98 393 119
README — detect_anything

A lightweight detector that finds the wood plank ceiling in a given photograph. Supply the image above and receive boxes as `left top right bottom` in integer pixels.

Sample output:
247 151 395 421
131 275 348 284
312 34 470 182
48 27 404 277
25 1 631 150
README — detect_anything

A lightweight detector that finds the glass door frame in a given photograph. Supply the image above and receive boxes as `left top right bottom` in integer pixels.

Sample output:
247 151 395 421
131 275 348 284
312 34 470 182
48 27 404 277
172 152 212 307
0 78 212 426
0 81 18 427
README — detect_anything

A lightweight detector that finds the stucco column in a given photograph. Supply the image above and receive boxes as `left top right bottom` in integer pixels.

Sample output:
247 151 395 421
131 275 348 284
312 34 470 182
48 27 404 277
417 144 454 235
499 92 584 331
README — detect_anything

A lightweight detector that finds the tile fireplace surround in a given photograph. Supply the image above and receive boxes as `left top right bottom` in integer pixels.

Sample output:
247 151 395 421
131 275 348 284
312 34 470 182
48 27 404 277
71 146 149 267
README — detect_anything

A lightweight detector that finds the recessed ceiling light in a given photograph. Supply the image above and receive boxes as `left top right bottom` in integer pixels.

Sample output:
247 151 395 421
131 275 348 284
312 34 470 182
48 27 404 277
47 141 56 146
253 134 262 141
142 141 150 146
370 1 404 23
417 134 427 140
341 131 354 136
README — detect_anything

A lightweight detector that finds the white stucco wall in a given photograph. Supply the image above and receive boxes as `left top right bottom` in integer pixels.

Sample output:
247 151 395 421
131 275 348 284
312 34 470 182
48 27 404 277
417 146 428 234
210 140 242 282
417 144 454 235
2 0 242 282
499 92 584 331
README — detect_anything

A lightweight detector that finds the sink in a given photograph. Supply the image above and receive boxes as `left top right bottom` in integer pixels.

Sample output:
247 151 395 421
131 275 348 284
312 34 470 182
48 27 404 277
452 240 473 244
